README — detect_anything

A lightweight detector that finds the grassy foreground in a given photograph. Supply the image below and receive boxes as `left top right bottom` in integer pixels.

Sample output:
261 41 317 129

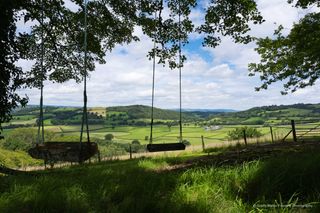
0 147 320 212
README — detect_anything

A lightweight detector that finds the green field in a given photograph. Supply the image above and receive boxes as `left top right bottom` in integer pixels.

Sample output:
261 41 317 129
2 118 37 126
1 121 304 146
1 124 281 145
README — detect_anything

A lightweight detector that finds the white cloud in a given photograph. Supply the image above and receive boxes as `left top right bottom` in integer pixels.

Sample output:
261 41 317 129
205 64 234 78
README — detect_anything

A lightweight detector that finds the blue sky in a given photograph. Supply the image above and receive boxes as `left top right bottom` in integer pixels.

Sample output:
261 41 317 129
17 0 320 110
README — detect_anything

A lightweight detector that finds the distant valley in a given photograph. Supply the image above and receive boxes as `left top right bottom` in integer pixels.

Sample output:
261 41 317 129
4 103 320 128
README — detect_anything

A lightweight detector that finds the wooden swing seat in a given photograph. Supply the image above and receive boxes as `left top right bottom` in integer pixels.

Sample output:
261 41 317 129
147 143 186 152
28 142 98 163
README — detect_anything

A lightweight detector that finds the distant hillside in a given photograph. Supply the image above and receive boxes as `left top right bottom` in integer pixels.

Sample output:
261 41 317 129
235 103 320 118
6 103 320 127
178 109 237 113
5 106 104 128
207 103 320 125
107 105 196 120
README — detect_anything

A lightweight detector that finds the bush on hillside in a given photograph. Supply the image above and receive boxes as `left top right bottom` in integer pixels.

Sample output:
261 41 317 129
182 139 191 146
98 143 127 157
126 143 146 153
96 138 146 156
131 139 140 145
228 126 262 140
1 128 55 151
104 134 114 141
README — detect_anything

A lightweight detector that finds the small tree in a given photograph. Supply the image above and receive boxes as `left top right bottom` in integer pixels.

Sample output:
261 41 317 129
167 122 173 131
131 139 140 145
104 134 114 141
182 139 191 146
228 126 262 141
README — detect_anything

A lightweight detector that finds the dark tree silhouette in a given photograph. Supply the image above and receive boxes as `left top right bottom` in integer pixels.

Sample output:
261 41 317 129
0 0 29 128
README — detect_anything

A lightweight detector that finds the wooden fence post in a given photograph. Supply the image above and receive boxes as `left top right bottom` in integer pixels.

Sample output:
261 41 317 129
98 150 101 162
243 129 247 146
129 144 132 159
201 135 205 151
291 120 297 142
270 126 274 143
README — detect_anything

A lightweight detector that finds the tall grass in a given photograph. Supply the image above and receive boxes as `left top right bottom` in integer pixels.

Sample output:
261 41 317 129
0 148 320 212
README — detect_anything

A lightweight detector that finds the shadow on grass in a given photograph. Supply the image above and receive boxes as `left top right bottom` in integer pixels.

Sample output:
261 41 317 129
0 159 210 213
1 144 320 212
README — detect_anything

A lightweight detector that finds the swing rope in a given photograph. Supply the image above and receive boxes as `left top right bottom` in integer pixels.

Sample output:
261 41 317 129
149 7 158 145
80 0 90 145
178 0 183 143
29 0 98 164
149 0 183 145
36 0 90 146
37 0 45 145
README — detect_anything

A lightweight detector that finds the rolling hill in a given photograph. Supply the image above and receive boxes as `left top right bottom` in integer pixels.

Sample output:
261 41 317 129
5 103 320 127
206 103 320 125
106 105 197 120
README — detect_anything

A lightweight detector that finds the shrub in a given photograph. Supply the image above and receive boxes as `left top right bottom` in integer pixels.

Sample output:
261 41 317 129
104 134 114 141
132 139 140 145
127 143 146 153
228 126 262 140
182 140 191 146
1 128 55 151
97 141 127 157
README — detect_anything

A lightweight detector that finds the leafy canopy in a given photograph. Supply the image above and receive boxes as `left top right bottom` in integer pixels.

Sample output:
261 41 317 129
21 0 139 87
249 0 320 94
198 0 264 47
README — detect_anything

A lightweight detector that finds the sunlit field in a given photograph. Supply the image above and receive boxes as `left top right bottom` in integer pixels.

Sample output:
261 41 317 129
2 122 295 146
